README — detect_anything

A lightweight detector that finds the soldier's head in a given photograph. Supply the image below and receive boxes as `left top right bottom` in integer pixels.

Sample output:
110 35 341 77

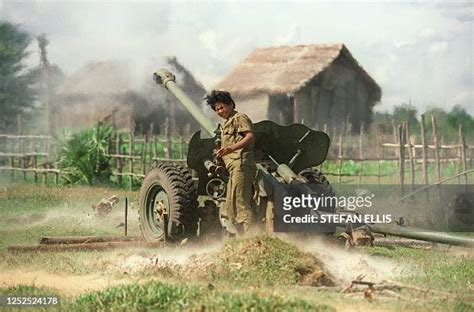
205 90 235 119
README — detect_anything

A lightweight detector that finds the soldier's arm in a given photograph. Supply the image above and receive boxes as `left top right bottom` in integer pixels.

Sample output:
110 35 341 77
216 131 254 157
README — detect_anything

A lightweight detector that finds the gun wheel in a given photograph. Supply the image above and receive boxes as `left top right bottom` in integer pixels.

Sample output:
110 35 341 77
139 163 197 242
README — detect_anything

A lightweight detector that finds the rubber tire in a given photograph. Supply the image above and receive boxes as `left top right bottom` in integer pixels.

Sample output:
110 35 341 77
139 163 197 242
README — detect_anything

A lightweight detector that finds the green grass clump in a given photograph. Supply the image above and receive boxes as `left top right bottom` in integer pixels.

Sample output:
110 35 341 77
407 259 474 294
71 281 333 311
0 184 65 214
362 245 474 295
72 281 200 311
211 235 332 286
209 291 333 311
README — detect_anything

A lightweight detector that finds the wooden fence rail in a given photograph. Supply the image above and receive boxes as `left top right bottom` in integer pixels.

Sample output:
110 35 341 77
1 116 472 190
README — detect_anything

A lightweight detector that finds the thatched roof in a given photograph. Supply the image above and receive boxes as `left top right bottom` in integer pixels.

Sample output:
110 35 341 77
57 61 130 96
216 44 381 98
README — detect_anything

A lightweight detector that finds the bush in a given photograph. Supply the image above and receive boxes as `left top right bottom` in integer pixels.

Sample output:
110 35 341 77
71 281 333 311
58 125 113 185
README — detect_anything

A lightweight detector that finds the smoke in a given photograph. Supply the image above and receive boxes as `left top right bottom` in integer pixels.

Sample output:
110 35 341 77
0 1 472 117
288 235 406 285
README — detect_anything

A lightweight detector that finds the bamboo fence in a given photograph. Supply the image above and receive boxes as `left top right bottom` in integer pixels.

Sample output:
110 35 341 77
1 117 472 192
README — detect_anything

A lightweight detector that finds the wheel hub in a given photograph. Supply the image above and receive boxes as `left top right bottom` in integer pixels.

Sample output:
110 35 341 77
148 186 169 233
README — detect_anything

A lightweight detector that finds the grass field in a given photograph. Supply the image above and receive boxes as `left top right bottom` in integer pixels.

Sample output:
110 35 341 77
0 182 473 311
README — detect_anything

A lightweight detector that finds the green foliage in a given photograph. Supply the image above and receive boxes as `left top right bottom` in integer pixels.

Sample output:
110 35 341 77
393 104 419 132
363 245 474 295
208 292 331 311
423 105 474 141
374 104 473 141
409 259 474 294
447 105 474 134
0 22 38 132
58 125 113 185
0 185 64 214
71 281 331 311
72 281 200 311
372 103 420 135
211 235 327 286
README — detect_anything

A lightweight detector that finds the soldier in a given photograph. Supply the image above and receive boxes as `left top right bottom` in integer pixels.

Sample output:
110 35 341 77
205 90 256 234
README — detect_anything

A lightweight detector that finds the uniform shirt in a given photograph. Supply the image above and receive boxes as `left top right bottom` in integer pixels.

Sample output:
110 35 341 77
221 111 255 168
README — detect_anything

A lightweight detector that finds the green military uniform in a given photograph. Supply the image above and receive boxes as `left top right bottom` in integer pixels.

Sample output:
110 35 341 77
221 111 256 233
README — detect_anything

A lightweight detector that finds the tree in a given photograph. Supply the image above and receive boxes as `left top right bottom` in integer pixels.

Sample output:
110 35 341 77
447 105 474 138
0 22 37 132
392 104 418 128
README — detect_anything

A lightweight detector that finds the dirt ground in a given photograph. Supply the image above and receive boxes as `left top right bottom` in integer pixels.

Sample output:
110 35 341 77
0 270 134 296
0 183 473 311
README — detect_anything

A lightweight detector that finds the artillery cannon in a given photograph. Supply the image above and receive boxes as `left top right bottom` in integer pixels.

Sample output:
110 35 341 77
139 68 474 248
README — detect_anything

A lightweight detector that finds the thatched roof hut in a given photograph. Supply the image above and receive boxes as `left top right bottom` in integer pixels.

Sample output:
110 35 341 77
216 44 381 132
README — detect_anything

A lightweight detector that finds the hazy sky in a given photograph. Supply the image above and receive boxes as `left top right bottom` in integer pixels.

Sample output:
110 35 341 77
1 0 473 114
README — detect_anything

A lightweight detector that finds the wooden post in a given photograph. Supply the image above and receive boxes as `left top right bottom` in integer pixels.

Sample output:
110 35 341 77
142 133 148 176
431 115 441 182
54 162 59 185
390 121 399 175
32 137 38 183
420 114 428 185
152 134 158 165
45 135 50 164
20 135 26 181
149 123 155 137
165 119 172 159
185 123 191 141
148 123 155 165
358 123 364 186
125 197 128 237
10 137 14 179
337 131 343 185
180 136 185 159
0 137 4 176
375 127 381 186
391 119 397 152
129 130 134 191
320 124 328 173
431 115 443 201
458 125 468 185
398 125 405 198
405 122 415 191
116 133 123 185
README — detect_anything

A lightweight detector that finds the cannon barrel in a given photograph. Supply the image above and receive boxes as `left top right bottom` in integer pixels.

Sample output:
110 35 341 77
152 69 474 248
153 68 216 137
368 224 474 247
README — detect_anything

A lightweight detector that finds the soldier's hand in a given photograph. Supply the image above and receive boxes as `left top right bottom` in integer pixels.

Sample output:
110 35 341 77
216 146 234 157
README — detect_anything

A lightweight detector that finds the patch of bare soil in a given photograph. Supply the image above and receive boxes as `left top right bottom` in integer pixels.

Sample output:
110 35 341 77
98 241 222 276
0 269 133 296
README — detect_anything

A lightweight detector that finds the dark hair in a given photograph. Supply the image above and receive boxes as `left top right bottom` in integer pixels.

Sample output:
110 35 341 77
205 90 235 111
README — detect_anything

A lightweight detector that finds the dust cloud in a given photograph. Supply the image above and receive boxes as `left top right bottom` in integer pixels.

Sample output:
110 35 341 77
290 235 407 285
